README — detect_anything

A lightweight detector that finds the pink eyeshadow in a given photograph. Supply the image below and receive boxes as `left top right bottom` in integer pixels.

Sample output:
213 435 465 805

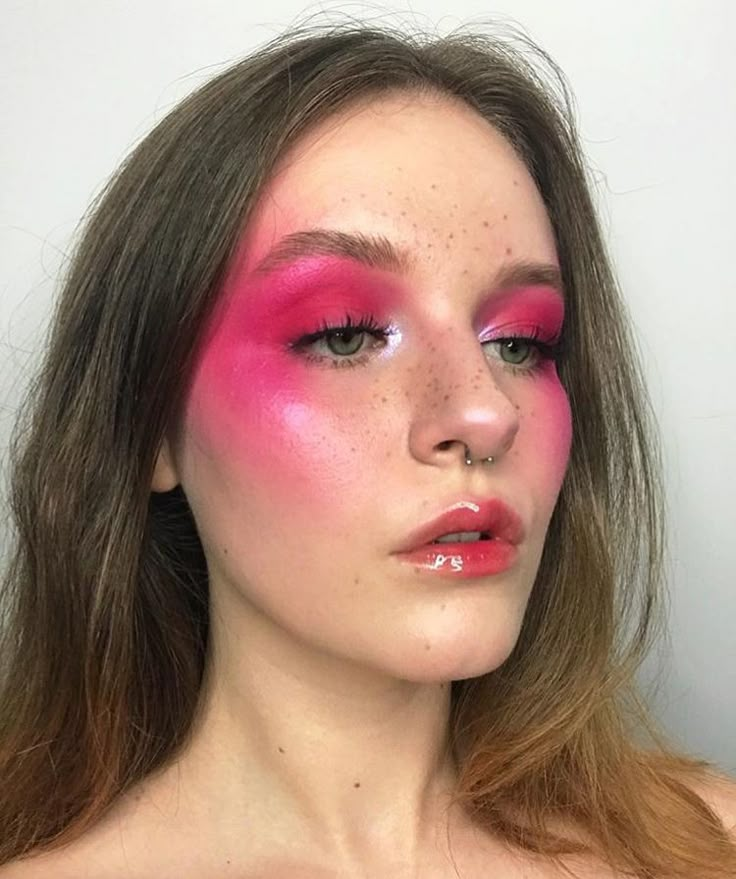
476 285 565 341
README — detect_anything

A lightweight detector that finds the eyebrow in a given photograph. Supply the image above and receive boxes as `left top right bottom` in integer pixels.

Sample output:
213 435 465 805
251 227 564 298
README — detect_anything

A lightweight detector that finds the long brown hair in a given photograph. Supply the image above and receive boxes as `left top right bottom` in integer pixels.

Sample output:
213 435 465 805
1 15 734 877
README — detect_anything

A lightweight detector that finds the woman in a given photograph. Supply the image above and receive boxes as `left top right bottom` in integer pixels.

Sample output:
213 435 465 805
1 18 734 879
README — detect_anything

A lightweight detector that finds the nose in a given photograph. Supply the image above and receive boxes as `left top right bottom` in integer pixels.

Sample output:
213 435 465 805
406 323 520 469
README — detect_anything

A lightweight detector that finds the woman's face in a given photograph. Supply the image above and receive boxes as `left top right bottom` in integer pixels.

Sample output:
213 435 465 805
157 92 573 682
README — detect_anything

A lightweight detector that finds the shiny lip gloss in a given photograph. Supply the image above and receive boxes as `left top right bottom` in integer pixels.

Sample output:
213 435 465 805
395 539 519 578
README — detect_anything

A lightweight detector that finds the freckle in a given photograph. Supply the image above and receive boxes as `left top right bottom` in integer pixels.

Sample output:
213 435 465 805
223 547 228 555
388 190 393 195
503 213 508 220
513 180 519 186
431 183 437 189
482 220 489 227
443 394 450 400
462 268 468 274
350 447 356 452
341 196 347 202
354 782 361 788
354 577 359 585
462 227 467 234
448 232 454 239
473 246 480 251
506 246 512 255
381 211 387 216
441 603 446 610
425 643 432 650
401 210 406 216
360 192 366 198
453 203 458 208
427 243 433 248
278 747 285 753
381 396 387 402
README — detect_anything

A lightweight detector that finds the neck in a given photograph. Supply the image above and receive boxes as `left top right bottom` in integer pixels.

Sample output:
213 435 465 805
160 589 466 872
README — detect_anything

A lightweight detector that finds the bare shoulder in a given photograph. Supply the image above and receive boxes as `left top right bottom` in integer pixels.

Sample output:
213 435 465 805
0 789 149 879
2 771 734 879
0 828 125 879
0 846 79 879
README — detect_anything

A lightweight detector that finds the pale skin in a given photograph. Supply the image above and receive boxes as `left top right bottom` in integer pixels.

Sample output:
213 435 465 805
5 92 736 878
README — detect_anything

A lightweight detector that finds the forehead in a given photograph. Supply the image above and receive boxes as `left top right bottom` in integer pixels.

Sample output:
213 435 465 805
264 93 535 208
237 92 558 278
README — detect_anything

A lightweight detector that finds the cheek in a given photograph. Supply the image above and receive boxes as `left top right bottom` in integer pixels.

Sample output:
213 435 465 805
179 316 370 517
525 378 573 492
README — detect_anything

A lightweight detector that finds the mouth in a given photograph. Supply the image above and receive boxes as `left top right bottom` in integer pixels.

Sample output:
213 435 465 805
396 497 524 554
430 530 493 544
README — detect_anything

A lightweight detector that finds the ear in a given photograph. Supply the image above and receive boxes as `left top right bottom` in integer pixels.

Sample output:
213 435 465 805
151 436 180 493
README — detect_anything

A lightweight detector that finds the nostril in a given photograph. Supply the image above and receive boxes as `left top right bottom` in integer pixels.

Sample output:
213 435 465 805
438 440 465 452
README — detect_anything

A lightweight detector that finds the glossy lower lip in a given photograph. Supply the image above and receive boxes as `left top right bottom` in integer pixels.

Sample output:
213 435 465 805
394 538 518 578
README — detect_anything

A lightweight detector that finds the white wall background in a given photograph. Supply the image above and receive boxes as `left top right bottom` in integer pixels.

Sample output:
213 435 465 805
1 1 733 772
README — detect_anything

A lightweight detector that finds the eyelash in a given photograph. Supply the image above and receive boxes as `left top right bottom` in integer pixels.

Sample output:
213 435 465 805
288 311 566 376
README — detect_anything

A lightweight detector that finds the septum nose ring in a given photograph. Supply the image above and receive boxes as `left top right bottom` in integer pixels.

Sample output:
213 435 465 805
464 445 494 465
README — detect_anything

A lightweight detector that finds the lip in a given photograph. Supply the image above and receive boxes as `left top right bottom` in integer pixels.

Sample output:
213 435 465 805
394 540 518 578
393 497 524 579
394 497 524 553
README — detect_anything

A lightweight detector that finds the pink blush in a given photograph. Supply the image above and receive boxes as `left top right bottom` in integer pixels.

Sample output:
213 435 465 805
182 258 572 509
181 277 360 502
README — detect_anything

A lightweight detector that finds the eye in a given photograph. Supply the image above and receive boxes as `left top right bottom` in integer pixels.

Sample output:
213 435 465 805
288 312 393 369
288 313 566 375
321 325 372 357
482 326 566 377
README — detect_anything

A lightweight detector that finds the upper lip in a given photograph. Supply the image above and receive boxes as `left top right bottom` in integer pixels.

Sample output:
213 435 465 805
395 497 525 553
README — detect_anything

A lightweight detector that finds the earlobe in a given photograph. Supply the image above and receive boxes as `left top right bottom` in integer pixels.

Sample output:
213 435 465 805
151 437 180 492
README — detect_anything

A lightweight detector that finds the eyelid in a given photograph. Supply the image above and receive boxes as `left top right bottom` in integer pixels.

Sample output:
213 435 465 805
481 320 562 345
